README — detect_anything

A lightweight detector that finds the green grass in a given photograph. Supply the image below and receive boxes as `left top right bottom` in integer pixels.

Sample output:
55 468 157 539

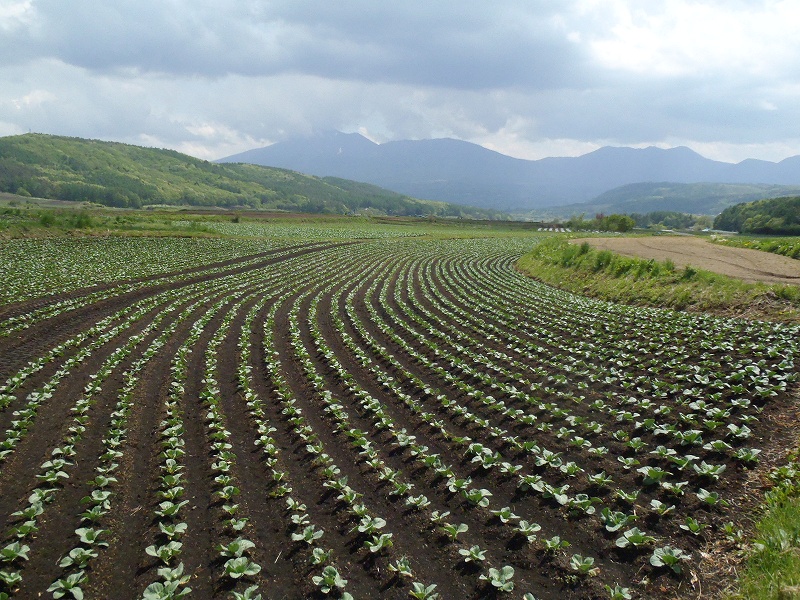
711 234 800 260
0 199 542 241
0 202 223 238
516 236 800 322
731 469 800 600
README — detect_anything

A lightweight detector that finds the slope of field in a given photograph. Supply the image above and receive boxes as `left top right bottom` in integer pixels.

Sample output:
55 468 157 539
0 231 798 599
574 236 800 285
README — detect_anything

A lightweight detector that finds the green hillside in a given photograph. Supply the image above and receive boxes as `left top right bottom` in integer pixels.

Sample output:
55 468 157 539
521 182 800 220
588 182 800 215
714 196 800 234
0 134 501 218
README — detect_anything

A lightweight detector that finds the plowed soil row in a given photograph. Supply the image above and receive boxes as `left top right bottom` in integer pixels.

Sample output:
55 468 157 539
0 236 797 600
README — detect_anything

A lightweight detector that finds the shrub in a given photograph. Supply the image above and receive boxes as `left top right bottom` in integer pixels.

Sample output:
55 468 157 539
594 250 614 272
39 211 56 227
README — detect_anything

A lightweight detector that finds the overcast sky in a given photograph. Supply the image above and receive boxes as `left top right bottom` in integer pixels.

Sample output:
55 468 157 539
2 1 799 163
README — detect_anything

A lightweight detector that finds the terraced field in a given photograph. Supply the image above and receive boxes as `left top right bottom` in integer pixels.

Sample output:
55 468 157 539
0 231 797 599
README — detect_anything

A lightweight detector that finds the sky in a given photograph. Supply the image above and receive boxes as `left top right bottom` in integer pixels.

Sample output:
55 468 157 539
1 1 800 163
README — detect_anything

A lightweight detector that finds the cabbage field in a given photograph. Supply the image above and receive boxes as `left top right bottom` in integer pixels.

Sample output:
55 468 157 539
0 227 797 599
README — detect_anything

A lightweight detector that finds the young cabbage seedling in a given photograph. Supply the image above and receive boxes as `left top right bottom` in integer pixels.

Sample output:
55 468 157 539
224 557 261 579
47 571 87 600
311 566 347 594
480 565 515 591
458 545 487 563
569 554 599 576
650 546 691 574
409 582 439 599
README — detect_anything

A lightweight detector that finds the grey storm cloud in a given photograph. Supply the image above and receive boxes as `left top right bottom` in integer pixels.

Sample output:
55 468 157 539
3 1 591 89
1 1 800 162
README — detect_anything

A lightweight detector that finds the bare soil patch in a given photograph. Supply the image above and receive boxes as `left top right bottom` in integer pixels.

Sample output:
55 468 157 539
574 236 800 285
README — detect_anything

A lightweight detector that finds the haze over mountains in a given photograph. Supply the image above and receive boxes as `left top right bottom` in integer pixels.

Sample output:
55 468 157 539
219 131 800 213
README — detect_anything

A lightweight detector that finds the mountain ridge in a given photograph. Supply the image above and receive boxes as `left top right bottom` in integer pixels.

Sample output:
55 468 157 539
219 132 800 211
0 133 502 218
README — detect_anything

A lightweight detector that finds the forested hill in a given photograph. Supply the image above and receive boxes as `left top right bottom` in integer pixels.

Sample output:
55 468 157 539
0 134 502 218
714 196 800 234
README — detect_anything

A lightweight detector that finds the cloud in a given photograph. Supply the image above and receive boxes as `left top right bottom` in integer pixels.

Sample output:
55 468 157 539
0 1 799 163
0 0 35 32
1 1 591 90
586 0 800 79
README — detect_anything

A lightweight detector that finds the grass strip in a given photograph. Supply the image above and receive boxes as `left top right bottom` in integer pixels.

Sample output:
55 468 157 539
730 462 800 600
516 236 800 323
711 234 800 261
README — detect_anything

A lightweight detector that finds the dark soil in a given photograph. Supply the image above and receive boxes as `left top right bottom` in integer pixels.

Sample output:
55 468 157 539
0 238 797 599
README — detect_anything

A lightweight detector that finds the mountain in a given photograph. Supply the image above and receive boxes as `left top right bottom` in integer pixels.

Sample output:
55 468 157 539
219 131 800 211
0 133 502 218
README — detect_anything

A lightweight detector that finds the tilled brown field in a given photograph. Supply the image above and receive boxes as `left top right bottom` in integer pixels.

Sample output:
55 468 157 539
0 235 798 600
573 236 800 284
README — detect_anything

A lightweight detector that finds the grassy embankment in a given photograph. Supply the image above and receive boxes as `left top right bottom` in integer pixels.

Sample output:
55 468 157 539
734 466 800 600
516 236 800 322
518 235 800 599
712 234 800 260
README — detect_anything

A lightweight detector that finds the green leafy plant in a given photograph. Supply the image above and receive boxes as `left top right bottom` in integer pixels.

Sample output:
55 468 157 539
696 488 729 507
441 522 468 541
517 520 541 543
141 580 191 600
458 545 487 563
231 586 262 600
58 547 98 569
605 584 633 599
365 533 393 553
543 536 570 552
312 565 347 594
480 565 515 591
146 541 183 564
47 571 87 599
615 527 655 548
491 506 519 523
680 517 708 535
409 582 439 599
291 524 324 544
649 499 675 516
463 488 492 507
0 543 29 564
224 556 261 579
388 555 413 578
650 546 691 573
600 508 635 533
217 538 255 558
310 547 331 566
569 554 599 576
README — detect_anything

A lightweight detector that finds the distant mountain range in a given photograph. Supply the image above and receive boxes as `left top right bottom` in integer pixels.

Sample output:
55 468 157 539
219 131 800 213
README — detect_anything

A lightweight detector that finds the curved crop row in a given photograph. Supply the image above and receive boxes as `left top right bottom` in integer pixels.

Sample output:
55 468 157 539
0 234 796 600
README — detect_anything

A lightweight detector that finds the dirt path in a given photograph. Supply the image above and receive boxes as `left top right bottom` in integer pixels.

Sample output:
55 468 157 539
573 235 800 284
